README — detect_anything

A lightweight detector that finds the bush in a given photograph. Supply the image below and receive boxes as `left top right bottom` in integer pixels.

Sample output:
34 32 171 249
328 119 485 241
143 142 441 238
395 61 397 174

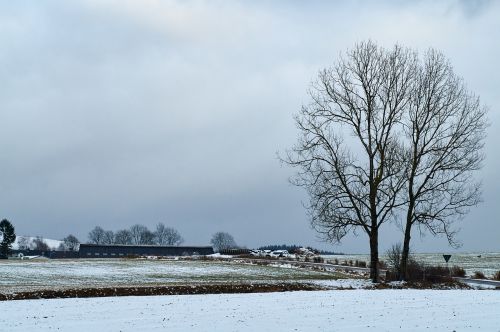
424 266 453 282
385 243 403 277
356 260 367 268
493 271 500 281
385 260 461 283
473 271 485 279
313 256 324 263
451 266 466 278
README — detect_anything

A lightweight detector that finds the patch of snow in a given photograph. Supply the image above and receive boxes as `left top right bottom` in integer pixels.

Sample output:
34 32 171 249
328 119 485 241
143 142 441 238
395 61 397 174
312 278 373 289
207 253 233 259
12 236 63 250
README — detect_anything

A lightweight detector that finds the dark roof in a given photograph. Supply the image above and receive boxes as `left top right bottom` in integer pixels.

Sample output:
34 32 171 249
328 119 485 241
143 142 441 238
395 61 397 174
80 244 213 249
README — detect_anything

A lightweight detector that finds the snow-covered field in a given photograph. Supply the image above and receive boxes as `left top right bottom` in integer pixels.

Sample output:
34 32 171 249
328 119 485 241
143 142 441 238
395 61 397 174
1 289 498 331
0 259 343 294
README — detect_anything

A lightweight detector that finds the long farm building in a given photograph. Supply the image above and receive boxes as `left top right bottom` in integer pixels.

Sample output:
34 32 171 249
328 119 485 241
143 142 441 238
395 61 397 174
79 244 214 257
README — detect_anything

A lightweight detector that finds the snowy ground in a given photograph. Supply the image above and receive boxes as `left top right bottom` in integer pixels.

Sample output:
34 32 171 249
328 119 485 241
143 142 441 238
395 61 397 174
0 259 344 293
1 289 498 331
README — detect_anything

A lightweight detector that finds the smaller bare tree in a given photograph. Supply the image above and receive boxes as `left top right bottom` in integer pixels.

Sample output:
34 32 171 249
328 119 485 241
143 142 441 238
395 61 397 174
129 224 155 245
399 49 488 280
114 229 133 245
103 230 115 245
63 234 80 251
88 226 106 244
154 223 184 246
32 237 50 251
210 232 237 252
17 236 30 250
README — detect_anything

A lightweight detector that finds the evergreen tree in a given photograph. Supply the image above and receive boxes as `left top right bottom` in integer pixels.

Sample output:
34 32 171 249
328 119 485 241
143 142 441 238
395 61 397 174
0 219 16 258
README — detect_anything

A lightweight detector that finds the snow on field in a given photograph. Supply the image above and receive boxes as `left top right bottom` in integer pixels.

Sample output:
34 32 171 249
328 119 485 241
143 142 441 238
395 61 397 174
0 259 342 293
0 290 498 331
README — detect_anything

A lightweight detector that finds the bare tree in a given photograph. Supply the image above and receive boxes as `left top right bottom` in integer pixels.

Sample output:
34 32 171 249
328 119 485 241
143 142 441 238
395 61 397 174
114 229 133 245
210 232 237 252
283 41 415 282
399 49 487 280
88 226 106 244
386 243 403 277
154 223 184 246
63 234 80 251
17 236 30 250
129 224 155 245
32 236 50 251
103 230 115 245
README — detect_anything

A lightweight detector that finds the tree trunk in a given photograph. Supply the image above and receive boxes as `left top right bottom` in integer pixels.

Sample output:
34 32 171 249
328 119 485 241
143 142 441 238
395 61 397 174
400 200 414 280
400 224 412 280
369 229 379 283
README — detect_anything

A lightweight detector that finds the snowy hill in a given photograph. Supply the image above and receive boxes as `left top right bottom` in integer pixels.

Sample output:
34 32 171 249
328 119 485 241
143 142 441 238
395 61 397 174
12 236 64 250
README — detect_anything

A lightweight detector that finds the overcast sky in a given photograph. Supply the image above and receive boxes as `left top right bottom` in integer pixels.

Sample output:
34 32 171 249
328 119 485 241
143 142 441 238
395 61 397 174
0 0 498 253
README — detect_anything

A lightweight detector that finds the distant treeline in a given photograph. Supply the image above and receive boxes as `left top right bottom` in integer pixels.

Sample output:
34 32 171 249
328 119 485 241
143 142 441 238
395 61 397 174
258 244 343 255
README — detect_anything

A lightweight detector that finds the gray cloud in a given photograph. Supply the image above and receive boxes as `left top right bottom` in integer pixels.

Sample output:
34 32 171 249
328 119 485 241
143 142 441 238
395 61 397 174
0 0 499 253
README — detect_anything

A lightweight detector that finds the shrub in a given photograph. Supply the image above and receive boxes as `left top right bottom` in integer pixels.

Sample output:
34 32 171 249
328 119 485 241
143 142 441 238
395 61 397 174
450 266 466 278
493 271 500 281
356 260 367 268
313 256 324 263
473 271 485 279
424 265 452 282
385 243 402 277
385 260 459 283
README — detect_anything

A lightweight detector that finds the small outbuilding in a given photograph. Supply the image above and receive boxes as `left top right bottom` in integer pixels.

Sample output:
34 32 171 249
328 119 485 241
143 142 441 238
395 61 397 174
79 244 214 258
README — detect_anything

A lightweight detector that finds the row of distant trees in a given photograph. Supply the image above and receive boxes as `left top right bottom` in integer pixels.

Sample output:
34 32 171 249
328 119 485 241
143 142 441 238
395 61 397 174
88 223 184 246
2 216 240 254
14 228 239 253
87 224 238 252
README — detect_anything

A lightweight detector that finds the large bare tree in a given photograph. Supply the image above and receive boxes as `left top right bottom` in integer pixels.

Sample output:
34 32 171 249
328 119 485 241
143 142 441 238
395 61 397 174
399 50 487 279
284 41 415 282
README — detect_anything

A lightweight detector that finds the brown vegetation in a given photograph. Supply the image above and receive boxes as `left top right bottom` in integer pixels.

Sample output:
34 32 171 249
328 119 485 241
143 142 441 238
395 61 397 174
0 283 324 301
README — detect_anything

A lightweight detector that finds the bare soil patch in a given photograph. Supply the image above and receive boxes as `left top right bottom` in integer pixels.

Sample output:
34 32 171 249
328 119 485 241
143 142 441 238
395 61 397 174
0 283 324 301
